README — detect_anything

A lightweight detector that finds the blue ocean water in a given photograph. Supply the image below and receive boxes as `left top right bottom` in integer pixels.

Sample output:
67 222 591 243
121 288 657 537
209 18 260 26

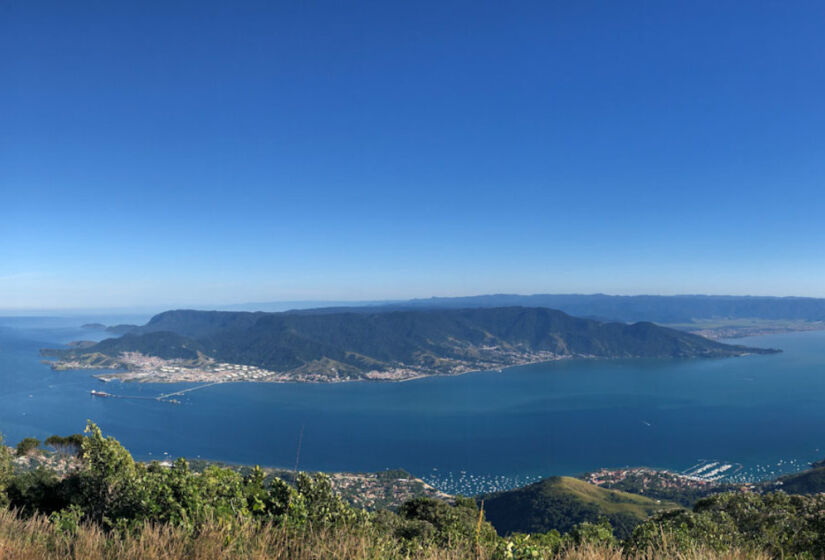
2 315 824 494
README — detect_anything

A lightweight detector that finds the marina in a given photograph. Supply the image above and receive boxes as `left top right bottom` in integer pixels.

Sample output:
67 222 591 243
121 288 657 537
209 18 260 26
681 460 743 482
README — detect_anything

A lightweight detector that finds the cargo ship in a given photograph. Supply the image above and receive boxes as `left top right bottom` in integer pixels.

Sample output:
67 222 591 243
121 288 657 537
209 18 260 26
90 390 112 398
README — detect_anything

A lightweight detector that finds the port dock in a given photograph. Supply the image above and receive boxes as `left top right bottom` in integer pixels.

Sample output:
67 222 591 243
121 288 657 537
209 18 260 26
89 381 222 404
156 381 224 400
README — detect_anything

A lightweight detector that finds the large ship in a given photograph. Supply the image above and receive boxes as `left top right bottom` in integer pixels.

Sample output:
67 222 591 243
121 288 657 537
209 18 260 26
90 390 111 398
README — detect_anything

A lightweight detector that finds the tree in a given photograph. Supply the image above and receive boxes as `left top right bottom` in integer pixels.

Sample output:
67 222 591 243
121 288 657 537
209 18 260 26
75 421 142 527
15 437 41 457
6 466 67 515
0 433 12 507
627 492 825 557
566 519 616 548
398 496 498 547
290 472 364 528
45 434 84 457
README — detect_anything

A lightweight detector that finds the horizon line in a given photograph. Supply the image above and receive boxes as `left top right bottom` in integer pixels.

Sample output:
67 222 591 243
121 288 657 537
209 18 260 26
3 291 825 316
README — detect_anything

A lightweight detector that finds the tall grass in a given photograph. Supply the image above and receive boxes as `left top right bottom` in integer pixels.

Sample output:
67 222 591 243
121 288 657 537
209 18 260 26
0 508 474 560
0 509 770 560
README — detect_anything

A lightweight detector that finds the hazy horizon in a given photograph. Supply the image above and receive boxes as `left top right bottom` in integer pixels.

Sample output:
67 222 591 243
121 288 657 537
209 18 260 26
4 290 825 316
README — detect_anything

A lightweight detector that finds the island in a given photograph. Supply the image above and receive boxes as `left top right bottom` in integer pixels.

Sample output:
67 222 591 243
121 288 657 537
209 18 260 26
43 306 780 384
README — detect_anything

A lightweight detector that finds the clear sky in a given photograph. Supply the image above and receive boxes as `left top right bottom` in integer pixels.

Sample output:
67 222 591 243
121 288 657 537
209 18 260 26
3 1 825 310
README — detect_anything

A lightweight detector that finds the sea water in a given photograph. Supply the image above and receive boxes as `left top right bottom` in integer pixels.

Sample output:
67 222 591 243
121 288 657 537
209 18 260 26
2 315 824 494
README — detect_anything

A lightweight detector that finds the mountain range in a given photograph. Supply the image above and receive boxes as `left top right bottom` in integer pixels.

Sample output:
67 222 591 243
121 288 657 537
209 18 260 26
267 294 825 324
51 306 778 381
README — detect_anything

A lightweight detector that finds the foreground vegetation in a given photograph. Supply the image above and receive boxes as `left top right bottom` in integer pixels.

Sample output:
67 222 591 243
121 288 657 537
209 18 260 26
1 426 824 559
0 509 776 560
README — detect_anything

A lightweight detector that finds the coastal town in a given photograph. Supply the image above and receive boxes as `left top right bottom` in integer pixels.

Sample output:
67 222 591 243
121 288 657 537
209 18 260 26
325 471 452 511
45 347 567 384
48 350 443 384
48 351 290 383
585 467 716 490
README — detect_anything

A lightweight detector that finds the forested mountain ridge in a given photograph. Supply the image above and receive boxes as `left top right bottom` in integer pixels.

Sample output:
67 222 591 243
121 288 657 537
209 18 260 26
399 294 825 323
49 307 778 381
237 294 825 324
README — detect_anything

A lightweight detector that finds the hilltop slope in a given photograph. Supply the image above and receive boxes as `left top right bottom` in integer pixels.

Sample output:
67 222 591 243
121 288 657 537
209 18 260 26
766 463 825 495
481 476 679 538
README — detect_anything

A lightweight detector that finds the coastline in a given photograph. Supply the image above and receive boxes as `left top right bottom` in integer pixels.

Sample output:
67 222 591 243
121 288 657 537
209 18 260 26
675 321 825 341
41 345 771 386
91 351 574 385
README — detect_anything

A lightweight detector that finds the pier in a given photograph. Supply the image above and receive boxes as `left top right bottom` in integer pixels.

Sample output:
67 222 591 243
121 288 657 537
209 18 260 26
90 390 159 402
681 459 744 482
89 381 223 404
156 381 225 400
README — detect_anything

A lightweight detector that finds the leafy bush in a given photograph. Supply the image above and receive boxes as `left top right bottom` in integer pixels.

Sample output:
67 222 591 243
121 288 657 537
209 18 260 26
566 519 616 548
44 434 84 457
495 530 563 559
15 438 41 457
628 491 825 557
397 496 497 548
61 422 369 533
48 504 85 536
6 466 68 515
0 433 12 508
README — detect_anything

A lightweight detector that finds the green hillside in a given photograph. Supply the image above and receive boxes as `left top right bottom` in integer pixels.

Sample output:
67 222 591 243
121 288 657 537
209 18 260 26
769 465 825 494
48 307 778 380
482 476 679 539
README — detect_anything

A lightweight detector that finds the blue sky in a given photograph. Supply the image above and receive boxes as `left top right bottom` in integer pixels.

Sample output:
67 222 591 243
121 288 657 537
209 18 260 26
3 1 825 309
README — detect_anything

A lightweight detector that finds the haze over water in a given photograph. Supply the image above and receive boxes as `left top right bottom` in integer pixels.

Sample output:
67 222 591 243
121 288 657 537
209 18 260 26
2 316 824 494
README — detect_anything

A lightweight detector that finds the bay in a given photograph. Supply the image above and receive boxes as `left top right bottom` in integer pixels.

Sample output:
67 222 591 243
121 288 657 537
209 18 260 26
2 315 824 494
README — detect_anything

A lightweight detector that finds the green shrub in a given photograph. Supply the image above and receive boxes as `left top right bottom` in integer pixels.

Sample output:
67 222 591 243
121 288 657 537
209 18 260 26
627 492 825 558
0 433 12 508
6 466 68 515
23 422 371 535
48 504 85 536
495 530 563 559
15 437 41 457
397 496 497 547
44 434 84 457
566 518 616 548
